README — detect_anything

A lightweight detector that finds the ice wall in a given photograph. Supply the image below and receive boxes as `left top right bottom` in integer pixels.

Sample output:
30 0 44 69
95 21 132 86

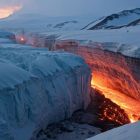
0 47 91 140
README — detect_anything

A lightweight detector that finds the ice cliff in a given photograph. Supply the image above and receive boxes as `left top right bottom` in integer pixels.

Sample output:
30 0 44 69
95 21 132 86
0 46 91 140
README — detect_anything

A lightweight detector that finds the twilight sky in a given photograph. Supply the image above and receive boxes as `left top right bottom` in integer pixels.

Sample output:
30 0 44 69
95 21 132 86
0 0 140 18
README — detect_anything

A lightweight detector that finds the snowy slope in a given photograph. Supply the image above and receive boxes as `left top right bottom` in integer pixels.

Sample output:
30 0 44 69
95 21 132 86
0 45 91 140
85 8 140 30
87 121 140 140
0 14 95 32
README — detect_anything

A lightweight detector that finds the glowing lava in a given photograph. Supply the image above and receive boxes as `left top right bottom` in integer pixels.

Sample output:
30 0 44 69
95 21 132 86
0 5 22 19
91 74 140 123
74 46 140 123
49 40 140 124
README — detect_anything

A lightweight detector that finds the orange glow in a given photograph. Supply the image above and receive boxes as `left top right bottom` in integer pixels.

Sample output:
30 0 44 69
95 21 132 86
16 35 26 44
98 98 130 124
77 47 140 124
0 5 22 19
91 74 140 123
52 41 140 124
20 37 25 42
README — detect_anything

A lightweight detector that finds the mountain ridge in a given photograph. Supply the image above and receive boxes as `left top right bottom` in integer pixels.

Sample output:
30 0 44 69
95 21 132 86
84 8 140 30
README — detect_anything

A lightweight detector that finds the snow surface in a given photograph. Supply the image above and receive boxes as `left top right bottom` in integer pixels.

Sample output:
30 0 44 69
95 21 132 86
34 25 140 58
57 25 140 45
83 17 105 30
0 44 91 140
87 121 140 140
0 14 95 32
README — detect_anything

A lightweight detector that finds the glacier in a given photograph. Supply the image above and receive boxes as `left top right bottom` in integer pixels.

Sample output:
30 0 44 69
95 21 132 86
0 46 91 140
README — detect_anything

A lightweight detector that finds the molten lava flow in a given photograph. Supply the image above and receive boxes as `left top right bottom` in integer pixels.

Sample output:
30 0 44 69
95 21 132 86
52 41 140 124
76 47 140 124
0 5 22 19
91 75 140 123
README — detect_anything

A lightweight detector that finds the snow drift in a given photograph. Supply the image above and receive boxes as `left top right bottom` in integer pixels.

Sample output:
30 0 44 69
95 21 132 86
0 46 91 140
87 121 140 140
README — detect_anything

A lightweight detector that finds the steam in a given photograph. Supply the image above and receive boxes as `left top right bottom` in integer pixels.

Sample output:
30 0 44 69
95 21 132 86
0 5 22 19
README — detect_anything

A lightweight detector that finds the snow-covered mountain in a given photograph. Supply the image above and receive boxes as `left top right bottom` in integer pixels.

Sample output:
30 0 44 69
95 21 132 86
84 8 140 30
87 121 140 140
1 8 140 32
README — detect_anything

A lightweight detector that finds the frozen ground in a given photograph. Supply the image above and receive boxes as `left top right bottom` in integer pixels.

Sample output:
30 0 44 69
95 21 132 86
37 121 100 140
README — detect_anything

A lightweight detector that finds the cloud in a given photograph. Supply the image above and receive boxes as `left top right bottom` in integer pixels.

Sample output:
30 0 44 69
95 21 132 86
0 5 22 19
